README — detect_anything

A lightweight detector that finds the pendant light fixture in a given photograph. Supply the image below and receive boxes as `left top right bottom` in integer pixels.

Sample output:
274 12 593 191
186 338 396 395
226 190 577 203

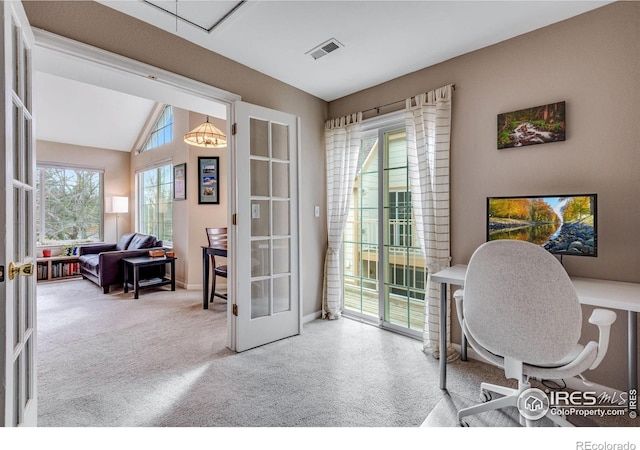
184 116 227 148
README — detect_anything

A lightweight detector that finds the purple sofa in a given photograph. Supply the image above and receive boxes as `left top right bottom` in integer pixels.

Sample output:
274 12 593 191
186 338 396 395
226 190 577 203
78 232 164 293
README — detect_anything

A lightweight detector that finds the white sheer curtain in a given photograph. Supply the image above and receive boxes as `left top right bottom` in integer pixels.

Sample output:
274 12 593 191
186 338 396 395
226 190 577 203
322 112 363 320
405 85 458 361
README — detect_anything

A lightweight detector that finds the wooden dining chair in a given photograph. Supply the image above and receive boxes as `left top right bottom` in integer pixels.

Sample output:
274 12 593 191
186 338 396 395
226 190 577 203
206 227 228 302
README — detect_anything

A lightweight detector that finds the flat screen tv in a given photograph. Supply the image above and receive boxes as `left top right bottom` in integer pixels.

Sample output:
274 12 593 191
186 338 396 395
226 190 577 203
486 194 597 257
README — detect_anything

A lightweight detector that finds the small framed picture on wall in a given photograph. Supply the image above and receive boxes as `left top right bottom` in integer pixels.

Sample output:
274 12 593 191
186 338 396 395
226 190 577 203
198 157 219 204
173 163 187 201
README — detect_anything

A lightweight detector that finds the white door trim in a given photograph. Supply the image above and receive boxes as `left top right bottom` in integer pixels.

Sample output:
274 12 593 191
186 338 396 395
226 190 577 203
32 28 240 109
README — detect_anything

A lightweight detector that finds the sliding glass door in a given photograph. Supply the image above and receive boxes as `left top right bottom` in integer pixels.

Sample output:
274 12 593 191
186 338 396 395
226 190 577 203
343 120 426 337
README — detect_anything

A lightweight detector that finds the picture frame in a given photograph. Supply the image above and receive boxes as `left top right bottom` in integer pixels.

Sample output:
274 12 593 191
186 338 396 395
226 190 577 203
198 157 219 204
497 101 566 149
173 163 187 201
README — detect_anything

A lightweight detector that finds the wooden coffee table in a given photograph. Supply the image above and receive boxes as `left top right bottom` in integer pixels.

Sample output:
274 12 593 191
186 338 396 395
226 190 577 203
122 255 176 299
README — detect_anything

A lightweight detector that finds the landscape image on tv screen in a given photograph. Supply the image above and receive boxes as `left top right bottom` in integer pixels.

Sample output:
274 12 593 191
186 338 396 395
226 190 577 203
487 194 597 257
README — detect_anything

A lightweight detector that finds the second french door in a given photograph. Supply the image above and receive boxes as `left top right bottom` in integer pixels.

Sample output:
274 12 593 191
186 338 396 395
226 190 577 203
343 121 426 337
231 101 300 352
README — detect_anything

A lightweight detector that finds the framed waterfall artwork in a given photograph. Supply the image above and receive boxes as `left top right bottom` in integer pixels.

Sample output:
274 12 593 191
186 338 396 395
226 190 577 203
173 163 186 201
198 157 219 204
497 101 566 149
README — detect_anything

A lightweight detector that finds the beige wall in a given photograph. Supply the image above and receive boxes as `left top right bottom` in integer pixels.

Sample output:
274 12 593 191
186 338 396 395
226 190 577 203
25 1 328 318
329 2 640 391
184 113 228 290
131 107 223 288
36 140 131 248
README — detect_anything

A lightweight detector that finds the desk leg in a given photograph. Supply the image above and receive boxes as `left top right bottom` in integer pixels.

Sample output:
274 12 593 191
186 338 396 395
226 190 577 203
440 281 447 390
202 248 209 310
629 311 637 396
170 259 176 291
124 265 129 294
133 265 140 300
461 330 468 362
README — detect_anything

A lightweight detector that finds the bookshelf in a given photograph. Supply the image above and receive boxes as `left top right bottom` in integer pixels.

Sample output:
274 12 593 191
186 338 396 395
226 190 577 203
37 255 81 282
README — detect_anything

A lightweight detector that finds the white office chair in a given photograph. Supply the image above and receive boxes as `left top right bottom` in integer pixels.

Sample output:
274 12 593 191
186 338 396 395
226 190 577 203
454 240 616 426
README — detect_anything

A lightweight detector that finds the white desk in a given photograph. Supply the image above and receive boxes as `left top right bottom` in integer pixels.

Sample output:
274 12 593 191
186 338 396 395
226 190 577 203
431 264 640 394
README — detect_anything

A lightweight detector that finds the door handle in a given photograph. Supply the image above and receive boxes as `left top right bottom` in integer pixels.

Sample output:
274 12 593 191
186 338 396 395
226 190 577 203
8 262 34 280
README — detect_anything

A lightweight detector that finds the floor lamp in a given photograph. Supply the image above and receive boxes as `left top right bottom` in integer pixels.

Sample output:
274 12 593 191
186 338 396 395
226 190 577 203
106 196 129 240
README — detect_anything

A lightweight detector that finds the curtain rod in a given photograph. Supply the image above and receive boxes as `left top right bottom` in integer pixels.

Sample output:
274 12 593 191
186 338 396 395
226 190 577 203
362 84 455 115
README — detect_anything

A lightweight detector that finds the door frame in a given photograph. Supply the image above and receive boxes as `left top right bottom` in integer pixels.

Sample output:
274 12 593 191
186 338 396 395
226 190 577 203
31 29 242 345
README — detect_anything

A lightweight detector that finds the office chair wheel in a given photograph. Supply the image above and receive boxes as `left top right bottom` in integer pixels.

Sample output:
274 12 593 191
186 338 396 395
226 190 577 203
480 390 492 402
459 420 470 427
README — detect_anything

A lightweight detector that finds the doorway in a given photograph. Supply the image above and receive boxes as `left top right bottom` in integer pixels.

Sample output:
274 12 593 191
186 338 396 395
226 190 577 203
342 114 425 339
33 28 238 314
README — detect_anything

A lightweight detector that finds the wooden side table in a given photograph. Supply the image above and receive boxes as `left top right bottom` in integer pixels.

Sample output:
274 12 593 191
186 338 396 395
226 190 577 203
122 255 176 299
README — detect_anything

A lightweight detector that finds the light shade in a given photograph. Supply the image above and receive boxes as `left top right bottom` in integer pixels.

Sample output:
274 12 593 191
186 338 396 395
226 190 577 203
106 196 129 214
184 117 227 148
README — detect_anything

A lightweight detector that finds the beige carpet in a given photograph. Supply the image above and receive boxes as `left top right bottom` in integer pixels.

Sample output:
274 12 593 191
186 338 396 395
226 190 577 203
36 278 635 429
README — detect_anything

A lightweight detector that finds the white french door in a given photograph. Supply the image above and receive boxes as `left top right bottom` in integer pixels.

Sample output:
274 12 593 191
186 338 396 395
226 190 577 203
1 0 37 426
231 102 300 352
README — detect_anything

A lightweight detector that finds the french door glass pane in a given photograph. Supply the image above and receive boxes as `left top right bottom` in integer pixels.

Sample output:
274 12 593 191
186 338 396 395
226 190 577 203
250 118 269 157
273 238 290 274
251 200 270 236
272 200 290 235
26 337 32 405
14 358 20 426
343 137 379 319
250 159 269 197
13 102 20 182
271 123 289 160
251 279 270 319
273 276 290 313
272 162 289 198
251 240 270 277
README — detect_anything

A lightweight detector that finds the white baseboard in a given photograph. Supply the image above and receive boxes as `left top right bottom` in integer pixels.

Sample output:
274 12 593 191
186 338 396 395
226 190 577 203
176 282 228 291
303 310 323 324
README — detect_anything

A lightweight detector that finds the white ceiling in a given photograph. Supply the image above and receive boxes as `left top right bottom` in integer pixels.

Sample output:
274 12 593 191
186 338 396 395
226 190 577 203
99 0 611 102
35 72 156 152
35 0 612 151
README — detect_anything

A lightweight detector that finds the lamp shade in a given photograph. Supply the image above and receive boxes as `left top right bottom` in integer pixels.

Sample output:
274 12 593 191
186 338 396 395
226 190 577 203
184 117 227 148
106 196 129 214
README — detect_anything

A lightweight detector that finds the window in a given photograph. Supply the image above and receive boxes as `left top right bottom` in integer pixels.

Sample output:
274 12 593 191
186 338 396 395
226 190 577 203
138 164 173 245
140 105 173 152
36 165 103 245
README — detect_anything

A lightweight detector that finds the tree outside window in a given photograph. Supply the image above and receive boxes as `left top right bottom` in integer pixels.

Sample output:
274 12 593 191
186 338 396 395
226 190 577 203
138 164 173 245
36 166 103 245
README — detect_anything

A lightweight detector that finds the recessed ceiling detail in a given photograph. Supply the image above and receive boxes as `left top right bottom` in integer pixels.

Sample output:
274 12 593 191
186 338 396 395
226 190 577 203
306 38 344 60
143 0 246 33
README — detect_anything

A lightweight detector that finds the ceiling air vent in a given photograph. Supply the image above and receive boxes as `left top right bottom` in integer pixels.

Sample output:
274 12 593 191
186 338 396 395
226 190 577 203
306 38 344 60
